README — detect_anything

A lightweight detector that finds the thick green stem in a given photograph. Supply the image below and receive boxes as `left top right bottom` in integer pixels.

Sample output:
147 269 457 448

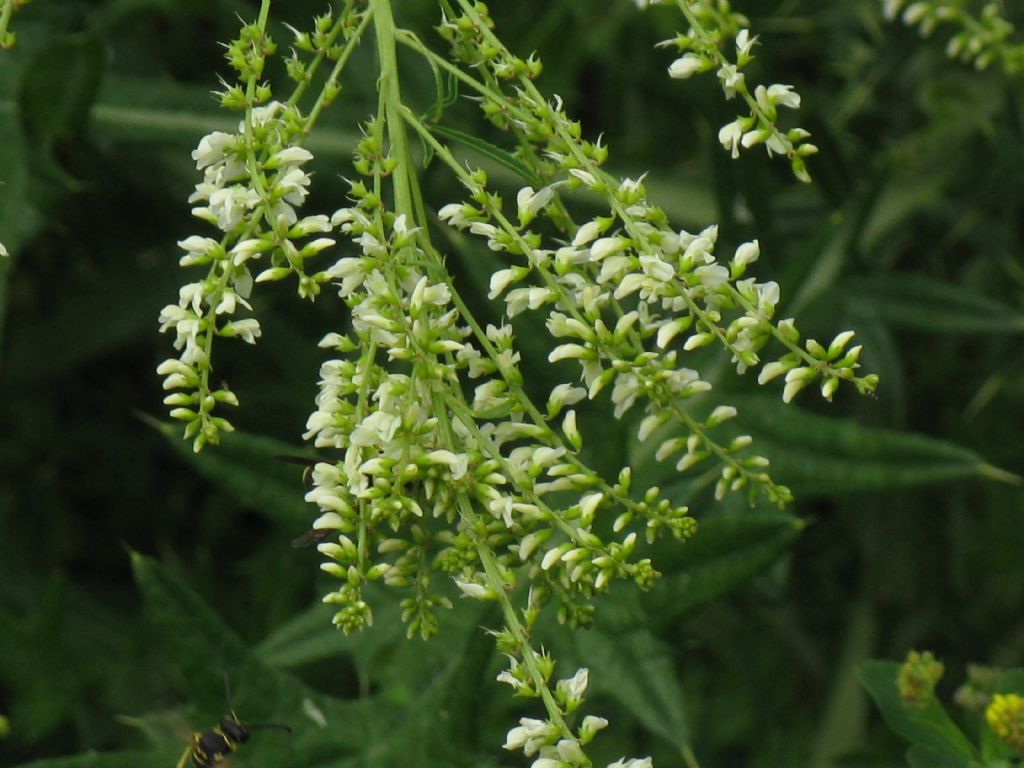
370 0 415 219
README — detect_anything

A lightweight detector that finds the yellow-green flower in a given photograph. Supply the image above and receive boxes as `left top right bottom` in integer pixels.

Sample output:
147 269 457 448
986 693 1024 752
898 650 944 706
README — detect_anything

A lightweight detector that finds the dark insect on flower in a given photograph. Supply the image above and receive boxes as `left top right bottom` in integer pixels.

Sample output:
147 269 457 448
176 676 291 768
273 454 334 548
273 454 318 491
290 527 334 549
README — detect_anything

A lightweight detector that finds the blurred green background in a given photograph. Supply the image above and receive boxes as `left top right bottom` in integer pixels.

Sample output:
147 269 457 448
2 1 1024 766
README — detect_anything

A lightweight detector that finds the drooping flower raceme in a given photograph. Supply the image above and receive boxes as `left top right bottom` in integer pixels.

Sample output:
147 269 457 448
157 101 333 450
160 4 878 768
305 185 690 636
654 1 819 180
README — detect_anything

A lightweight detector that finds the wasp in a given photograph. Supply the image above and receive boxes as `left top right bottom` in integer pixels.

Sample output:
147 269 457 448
176 676 291 768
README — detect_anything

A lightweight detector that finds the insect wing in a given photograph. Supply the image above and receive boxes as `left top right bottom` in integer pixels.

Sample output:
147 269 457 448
291 528 333 548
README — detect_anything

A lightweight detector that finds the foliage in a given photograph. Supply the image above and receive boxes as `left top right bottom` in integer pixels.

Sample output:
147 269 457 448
860 653 1024 767
1 0 1023 767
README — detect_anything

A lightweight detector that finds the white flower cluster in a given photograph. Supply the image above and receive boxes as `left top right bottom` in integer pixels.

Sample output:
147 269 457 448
883 0 1024 73
304 186 689 633
157 102 334 450
501 667 652 768
441 171 808 506
661 9 818 180
426 11 875 503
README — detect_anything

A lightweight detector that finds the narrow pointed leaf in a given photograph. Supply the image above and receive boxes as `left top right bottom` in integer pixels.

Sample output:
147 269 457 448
727 396 1020 496
130 552 377 761
857 661 976 761
642 512 803 623
847 275 1024 334
576 627 691 751
429 123 540 185
145 419 315 528
7 751 175 768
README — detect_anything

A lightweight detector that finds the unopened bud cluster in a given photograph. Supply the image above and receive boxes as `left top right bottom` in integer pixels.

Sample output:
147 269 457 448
987 693 1024 752
897 649 944 707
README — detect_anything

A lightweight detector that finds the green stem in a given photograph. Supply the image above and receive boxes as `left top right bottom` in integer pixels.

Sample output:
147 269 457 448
472 517 576 743
395 29 508 105
303 8 375 133
370 0 415 219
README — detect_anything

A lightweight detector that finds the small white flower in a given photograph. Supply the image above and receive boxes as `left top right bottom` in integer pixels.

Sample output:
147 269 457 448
717 63 745 97
569 168 598 188
736 29 756 57
454 579 489 599
496 668 528 691
349 410 401 446
192 131 236 169
248 100 283 127
720 118 745 156
668 53 706 79
557 668 590 701
516 184 558 225
577 714 609 746
469 221 498 240
271 146 314 166
639 253 675 281
221 318 261 344
766 83 802 110
572 220 602 246
557 738 586 763
590 236 629 261
732 240 760 269
178 282 205 314
695 264 729 288
488 268 519 299
548 343 593 363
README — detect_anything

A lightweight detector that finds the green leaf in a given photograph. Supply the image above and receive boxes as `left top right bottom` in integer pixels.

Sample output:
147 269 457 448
256 588 407 672
847 275 1024 334
726 396 1021 496
91 72 364 155
3 253 182 385
979 669 1024 762
906 744 976 768
130 551 379 763
7 750 175 768
996 669 1024 694
0 115 45 256
642 512 803 623
429 123 540 185
576 626 691 752
857 661 976 762
146 420 314 529
19 33 104 145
